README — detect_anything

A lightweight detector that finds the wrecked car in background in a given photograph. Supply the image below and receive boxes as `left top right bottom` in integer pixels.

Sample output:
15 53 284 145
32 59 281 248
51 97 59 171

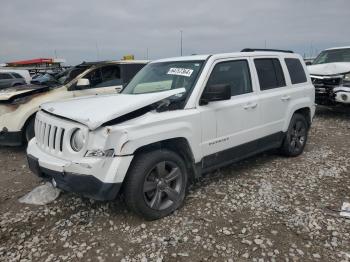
0 60 148 146
308 46 350 105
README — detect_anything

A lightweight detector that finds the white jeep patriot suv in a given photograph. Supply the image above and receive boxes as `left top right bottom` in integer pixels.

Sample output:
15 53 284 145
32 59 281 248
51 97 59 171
27 49 315 220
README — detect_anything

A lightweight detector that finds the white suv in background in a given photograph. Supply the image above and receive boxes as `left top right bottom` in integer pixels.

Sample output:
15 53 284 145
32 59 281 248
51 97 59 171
308 46 350 105
27 49 315 220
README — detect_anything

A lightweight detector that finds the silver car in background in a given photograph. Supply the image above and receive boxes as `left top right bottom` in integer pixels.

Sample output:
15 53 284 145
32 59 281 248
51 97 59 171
0 72 26 89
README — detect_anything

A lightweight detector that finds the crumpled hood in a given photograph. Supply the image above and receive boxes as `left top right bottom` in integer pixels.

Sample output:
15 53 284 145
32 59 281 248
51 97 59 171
307 62 350 76
41 88 186 130
0 84 50 102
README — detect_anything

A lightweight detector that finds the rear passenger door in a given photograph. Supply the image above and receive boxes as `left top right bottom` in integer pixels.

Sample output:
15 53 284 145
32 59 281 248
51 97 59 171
283 57 310 107
253 57 291 137
200 58 261 166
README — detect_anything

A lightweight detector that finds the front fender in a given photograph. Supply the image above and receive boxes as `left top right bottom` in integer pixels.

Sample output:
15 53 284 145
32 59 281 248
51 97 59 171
107 111 202 162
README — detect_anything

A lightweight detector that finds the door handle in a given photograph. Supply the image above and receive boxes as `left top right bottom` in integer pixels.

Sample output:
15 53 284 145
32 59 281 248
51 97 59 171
243 103 258 109
250 103 258 109
281 95 291 101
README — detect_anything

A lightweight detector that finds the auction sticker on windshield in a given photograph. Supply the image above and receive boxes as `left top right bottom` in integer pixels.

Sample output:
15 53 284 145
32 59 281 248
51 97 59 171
167 68 193 77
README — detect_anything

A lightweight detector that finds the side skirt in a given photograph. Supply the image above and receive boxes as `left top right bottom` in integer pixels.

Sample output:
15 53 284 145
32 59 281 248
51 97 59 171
195 132 284 176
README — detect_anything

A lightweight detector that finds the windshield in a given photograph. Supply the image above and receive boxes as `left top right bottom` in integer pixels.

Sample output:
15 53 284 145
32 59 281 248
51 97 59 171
122 61 204 96
313 48 350 65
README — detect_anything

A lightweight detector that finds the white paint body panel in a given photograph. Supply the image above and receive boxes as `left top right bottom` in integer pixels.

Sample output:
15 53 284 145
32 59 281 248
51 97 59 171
308 62 350 76
27 51 315 187
41 88 186 130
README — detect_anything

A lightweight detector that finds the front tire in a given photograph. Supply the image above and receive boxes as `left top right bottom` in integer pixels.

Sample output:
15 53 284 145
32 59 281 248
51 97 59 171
280 113 309 157
123 150 188 220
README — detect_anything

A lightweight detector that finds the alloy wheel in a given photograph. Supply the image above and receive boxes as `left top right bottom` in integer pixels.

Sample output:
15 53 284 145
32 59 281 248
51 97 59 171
290 120 306 152
143 161 183 211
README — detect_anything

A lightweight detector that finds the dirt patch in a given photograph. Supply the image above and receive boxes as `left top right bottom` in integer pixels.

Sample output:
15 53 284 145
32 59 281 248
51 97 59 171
0 107 350 261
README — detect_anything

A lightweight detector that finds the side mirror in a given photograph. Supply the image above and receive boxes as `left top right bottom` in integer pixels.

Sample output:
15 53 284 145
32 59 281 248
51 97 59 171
200 84 231 105
76 78 90 90
305 61 312 66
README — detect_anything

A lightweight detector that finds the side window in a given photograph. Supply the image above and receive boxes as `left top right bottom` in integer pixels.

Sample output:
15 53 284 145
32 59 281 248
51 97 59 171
254 58 286 90
12 73 24 79
84 68 103 88
284 58 307 84
0 73 13 80
206 60 252 96
96 65 122 88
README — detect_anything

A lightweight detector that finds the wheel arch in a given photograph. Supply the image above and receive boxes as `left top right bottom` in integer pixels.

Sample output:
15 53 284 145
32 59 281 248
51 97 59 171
22 112 37 141
284 104 313 132
294 107 311 127
132 137 198 182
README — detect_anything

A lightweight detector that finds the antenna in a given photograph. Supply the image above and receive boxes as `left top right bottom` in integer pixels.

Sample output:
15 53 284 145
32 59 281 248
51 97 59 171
180 30 183 56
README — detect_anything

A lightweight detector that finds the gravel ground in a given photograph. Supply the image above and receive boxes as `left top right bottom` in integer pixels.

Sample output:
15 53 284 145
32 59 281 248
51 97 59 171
0 107 349 262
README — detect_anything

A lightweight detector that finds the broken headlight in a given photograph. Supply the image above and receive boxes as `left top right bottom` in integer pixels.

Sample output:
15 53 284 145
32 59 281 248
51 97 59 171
343 73 350 87
85 149 114 157
70 128 86 152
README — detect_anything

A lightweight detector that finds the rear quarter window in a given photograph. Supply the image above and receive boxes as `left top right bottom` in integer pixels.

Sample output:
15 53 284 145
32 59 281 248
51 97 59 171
284 58 307 84
12 73 24 79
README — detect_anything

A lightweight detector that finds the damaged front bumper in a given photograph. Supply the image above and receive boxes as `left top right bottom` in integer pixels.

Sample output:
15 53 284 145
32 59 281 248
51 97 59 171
334 86 350 104
311 75 350 105
26 139 133 201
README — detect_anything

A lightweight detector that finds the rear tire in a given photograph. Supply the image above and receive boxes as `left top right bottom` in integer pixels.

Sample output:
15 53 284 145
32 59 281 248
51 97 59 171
280 113 309 157
123 150 188 220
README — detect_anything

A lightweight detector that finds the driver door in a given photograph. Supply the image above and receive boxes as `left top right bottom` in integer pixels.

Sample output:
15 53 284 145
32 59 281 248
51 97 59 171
199 58 261 168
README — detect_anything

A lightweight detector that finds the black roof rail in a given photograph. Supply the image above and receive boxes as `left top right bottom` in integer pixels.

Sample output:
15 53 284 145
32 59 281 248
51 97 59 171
241 48 294 54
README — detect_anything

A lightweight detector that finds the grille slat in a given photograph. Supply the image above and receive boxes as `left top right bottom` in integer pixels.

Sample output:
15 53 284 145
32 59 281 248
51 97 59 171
43 123 49 147
34 118 38 138
40 122 45 146
55 128 63 152
60 129 65 152
49 126 57 149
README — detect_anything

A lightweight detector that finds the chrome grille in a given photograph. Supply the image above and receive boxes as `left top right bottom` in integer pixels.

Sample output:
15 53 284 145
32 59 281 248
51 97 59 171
311 77 342 87
35 117 65 152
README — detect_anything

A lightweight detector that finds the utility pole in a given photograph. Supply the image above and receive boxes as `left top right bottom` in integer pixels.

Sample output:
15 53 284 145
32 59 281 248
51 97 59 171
264 40 267 48
54 49 57 58
180 30 183 56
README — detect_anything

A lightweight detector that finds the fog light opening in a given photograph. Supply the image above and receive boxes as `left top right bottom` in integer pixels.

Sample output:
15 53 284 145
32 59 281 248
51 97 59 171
52 178 57 188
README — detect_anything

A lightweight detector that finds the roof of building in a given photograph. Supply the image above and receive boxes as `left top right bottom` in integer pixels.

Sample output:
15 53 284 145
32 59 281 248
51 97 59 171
7 58 66 66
